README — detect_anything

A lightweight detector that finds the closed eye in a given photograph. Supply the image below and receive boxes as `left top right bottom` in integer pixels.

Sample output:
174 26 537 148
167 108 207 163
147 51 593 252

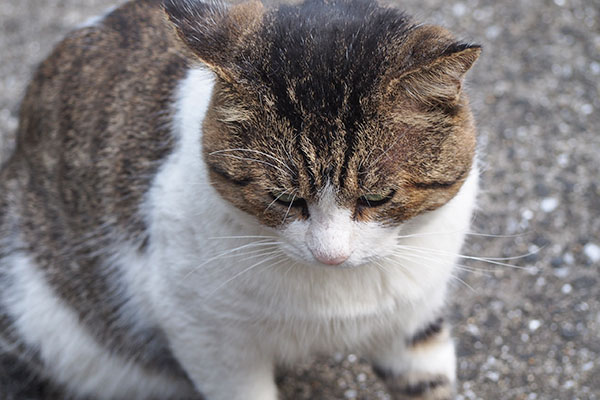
358 189 395 207
270 191 306 208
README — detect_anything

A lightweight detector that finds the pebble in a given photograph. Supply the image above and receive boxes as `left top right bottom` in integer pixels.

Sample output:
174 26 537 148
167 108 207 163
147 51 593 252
554 267 570 278
452 3 466 16
529 320 542 331
562 283 573 294
466 324 480 336
583 243 600 263
535 277 546 287
563 252 575 265
582 361 594 371
557 153 569 166
563 380 575 389
485 371 500 382
485 26 501 39
521 209 534 220
540 197 558 212
580 104 593 115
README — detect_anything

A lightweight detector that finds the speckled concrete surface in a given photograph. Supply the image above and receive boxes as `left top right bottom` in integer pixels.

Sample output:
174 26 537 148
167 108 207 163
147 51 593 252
1 0 599 399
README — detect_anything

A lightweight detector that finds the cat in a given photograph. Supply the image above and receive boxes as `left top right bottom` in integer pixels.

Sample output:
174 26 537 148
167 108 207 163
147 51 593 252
0 0 481 399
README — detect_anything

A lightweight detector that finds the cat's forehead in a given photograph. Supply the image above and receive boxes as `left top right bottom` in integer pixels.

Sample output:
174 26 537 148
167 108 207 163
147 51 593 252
241 0 413 116
217 2 414 187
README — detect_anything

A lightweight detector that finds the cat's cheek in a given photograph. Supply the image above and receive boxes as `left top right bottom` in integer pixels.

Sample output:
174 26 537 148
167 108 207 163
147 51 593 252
344 222 401 265
276 219 314 263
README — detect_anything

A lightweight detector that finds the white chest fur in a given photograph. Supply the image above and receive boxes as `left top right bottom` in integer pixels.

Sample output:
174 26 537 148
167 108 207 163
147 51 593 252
142 67 478 393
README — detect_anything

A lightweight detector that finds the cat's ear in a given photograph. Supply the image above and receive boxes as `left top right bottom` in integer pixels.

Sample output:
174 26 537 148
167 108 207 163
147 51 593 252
163 0 264 81
389 26 481 106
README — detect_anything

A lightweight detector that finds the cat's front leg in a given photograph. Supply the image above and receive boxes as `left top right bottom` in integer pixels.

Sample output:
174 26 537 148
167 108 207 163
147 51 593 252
371 318 456 400
165 325 279 400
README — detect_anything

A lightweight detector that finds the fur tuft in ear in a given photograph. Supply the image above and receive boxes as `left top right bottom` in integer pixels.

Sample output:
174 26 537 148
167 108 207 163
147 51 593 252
400 44 480 105
388 26 481 106
163 0 264 80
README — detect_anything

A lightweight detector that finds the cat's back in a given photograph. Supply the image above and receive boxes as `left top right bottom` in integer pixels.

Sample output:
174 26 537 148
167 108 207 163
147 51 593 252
0 2 199 397
16 0 188 165
2 0 192 250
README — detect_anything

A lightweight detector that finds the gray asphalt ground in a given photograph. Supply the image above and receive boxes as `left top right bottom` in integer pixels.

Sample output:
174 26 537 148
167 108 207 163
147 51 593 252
1 0 599 399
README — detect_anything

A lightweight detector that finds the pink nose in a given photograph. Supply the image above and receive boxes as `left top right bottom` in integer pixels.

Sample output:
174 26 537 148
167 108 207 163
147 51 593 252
312 252 349 265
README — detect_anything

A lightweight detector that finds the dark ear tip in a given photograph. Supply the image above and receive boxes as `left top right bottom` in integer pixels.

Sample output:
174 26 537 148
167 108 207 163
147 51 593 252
465 43 483 54
162 0 184 20
443 42 482 57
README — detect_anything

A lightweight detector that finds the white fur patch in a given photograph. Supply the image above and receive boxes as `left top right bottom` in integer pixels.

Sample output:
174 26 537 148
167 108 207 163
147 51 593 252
76 5 118 29
2 252 191 400
139 66 479 398
373 328 456 384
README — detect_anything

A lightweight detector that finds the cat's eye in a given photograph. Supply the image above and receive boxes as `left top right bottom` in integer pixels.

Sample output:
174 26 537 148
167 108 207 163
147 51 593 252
270 191 306 208
274 192 296 204
358 190 395 207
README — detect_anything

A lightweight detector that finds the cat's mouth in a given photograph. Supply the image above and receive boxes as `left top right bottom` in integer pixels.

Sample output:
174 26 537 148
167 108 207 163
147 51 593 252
275 239 354 268
311 252 350 266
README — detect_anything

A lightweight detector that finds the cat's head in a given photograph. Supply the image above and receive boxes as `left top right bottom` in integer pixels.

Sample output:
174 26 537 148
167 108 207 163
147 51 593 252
165 0 480 267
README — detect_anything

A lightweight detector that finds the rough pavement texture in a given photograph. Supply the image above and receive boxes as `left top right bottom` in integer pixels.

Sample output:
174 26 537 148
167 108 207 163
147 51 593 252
1 0 599 399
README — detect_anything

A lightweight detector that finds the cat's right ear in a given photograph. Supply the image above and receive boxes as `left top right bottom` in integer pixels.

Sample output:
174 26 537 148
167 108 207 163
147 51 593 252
386 26 481 106
163 0 264 81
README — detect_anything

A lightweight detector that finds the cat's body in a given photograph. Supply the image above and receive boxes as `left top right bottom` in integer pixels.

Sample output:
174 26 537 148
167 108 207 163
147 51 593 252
0 0 480 399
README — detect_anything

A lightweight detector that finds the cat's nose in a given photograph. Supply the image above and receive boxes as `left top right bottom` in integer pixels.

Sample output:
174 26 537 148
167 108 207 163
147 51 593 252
311 250 350 266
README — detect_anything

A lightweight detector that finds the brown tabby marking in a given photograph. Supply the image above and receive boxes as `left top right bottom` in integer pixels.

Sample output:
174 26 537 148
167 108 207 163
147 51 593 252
374 369 454 400
2 0 192 375
165 0 480 228
408 317 445 348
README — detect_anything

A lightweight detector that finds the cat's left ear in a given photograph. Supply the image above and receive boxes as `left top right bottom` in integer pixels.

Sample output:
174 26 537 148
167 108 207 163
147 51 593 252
388 26 481 106
163 0 264 82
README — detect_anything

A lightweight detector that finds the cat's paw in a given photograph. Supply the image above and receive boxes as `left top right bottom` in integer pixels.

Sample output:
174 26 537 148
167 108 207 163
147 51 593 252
374 369 454 400
373 318 456 400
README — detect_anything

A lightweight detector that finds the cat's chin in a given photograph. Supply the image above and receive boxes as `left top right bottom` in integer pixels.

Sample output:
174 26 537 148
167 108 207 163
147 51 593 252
306 259 356 269
295 258 369 270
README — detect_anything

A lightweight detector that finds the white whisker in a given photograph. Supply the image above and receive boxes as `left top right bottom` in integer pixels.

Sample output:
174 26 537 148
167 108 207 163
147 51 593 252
210 148 295 174
372 259 392 274
208 235 277 240
265 189 292 212
283 261 299 277
208 153 291 177
380 254 418 283
201 247 283 264
390 249 493 277
397 228 530 240
183 240 281 279
206 252 287 296
367 135 403 170
447 273 476 292
281 192 297 224
394 244 531 269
